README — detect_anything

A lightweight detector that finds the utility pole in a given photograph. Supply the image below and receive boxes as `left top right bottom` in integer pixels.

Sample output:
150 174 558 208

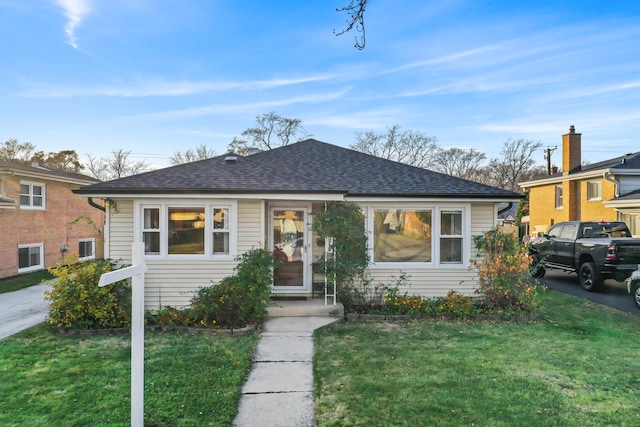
544 146 557 175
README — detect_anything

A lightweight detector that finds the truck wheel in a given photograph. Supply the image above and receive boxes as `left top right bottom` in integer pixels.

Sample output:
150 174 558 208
530 254 545 278
579 262 602 292
633 282 640 309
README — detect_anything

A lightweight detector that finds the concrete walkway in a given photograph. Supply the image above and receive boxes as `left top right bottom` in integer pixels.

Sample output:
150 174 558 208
233 316 341 427
0 283 51 341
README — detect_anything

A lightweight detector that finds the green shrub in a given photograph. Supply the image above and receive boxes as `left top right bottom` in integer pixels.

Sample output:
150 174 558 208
438 290 474 317
472 227 539 315
190 248 276 328
45 257 130 329
145 306 194 327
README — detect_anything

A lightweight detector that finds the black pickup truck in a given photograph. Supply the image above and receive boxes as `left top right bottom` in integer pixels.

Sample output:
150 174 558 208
529 221 640 291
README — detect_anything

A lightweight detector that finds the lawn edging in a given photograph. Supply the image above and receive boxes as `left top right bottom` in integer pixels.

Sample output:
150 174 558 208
345 312 542 323
54 324 257 337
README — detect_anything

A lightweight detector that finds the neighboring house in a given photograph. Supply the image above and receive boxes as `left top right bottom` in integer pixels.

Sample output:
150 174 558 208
74 139 522 309
0 160 104 279
520 126 640 237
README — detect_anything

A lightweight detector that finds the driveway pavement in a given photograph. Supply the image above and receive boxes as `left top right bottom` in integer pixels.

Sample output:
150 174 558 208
0 283 51 341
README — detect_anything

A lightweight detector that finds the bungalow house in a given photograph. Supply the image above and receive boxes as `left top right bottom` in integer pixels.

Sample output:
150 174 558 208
519 126 640 237
0 160 104 279
73 139 522 309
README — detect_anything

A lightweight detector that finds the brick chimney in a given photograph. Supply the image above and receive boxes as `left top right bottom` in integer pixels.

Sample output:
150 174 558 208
562 125 581 174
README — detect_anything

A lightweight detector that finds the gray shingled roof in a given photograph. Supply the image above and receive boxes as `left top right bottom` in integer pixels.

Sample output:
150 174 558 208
0 160 100 183
74 139 522 198
582 151 640 172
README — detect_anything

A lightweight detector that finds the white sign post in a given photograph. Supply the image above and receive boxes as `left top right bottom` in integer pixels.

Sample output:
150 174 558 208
98 242 147 427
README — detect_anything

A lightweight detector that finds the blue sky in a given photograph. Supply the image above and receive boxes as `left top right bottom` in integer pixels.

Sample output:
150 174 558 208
1 1 640 169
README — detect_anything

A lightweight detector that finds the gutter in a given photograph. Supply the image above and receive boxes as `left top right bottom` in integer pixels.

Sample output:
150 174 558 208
88 197 106 212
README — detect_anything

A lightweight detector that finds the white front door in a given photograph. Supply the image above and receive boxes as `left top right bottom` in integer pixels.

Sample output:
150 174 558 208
270 206 310 292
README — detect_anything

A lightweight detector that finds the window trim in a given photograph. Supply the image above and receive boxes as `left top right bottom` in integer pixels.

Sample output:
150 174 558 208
439 210 464 264
18 243 44 273
586 180 602 201
367 205 470 269
19 181 46 210
78 238 96 261
135 201 237 260
555 185 563 209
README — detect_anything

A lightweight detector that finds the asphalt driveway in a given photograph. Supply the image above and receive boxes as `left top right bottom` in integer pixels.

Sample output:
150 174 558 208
0 283 51 341
537 270 638 317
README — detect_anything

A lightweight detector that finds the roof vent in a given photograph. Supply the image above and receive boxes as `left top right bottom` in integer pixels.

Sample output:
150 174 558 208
224 156 238 164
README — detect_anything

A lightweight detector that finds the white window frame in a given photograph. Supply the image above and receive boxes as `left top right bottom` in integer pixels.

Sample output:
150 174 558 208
18 243 44 273
367 205 470 269
78 238 96 261
135 201 237 260
555 185 563 209
19 181 46 210
439 210 464 264
587 180 602 201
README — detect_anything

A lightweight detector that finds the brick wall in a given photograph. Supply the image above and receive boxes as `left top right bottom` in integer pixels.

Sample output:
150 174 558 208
528 178 619 233
0 175 104 279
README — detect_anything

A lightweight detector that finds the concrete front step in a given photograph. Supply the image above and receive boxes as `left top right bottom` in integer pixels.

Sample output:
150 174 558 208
266 299 344 318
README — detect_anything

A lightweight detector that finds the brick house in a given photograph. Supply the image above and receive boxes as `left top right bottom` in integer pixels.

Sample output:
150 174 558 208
0 160 104 279
519 126 640 236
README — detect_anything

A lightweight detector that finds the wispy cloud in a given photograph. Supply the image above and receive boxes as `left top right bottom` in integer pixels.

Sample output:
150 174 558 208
53 0 91 49
129 89 351 121
306 108 410 130
21 73 337 97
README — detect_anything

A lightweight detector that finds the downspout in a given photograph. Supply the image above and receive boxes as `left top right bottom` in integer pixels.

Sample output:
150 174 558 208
498 202 513 215
603 171 620 198
88 197 106 212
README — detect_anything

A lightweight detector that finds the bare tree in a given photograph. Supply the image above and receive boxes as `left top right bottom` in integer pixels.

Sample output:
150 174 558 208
170 144 217 165
227 111 310 154
335 0 368 50
350 125 439 169
0 139 36 162
85 149 151 181
485 138 543 192
432 147 487 181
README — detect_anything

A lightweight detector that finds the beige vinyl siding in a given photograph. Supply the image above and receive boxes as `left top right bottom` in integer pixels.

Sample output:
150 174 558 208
140 198 263 308
237 199 263 252
367 203 497 297
366 269 480 297
471 203 496 236
144 259 237 308
108 199 134 264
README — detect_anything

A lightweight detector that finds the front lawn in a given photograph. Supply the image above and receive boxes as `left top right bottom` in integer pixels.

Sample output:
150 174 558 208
0 327 258 426
0 270 53 294
314 290 640 426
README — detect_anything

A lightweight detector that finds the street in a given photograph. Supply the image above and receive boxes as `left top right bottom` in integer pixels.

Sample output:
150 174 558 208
536 270 639 317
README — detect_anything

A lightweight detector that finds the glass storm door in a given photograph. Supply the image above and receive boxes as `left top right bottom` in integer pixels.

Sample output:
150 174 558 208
271 208 309 291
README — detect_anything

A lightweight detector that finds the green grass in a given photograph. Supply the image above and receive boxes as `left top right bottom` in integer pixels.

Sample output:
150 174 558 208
0 270 53 294
314 290 640 427
0 327 258 426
